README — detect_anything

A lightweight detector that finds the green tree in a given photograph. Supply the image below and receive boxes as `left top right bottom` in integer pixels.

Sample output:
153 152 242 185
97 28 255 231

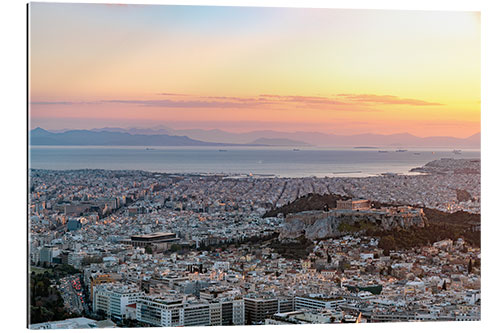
379 235 396 255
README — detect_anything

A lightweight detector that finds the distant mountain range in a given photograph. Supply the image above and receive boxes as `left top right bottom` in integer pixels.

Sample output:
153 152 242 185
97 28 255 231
31 127 481 148
29 127 239 146
173 129 479 148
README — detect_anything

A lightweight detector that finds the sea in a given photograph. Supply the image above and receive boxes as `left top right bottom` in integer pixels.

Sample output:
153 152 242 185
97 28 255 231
29 146 480 178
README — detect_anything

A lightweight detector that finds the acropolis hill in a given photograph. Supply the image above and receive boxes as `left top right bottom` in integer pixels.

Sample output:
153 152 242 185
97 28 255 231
280 203 427 240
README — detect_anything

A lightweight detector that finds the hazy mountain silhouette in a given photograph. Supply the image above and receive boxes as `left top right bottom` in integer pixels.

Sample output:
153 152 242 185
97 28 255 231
167 129 479 148
29 128 242 146
33 127 480 148
163 128 479 147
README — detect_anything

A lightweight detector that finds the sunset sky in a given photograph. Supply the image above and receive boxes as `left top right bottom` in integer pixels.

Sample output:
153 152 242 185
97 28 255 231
29 3 480 137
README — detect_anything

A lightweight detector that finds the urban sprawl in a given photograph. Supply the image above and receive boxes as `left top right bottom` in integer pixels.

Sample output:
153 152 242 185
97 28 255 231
29 158 480 329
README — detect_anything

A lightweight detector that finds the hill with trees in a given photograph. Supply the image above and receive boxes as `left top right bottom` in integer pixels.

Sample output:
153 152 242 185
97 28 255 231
264 193 480 252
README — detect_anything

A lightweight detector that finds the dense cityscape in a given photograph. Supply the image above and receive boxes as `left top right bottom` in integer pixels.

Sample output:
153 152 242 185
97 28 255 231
25 2 484 330
28 158 480 329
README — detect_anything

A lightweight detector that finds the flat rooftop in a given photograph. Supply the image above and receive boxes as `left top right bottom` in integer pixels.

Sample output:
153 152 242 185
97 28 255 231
131 232 176 239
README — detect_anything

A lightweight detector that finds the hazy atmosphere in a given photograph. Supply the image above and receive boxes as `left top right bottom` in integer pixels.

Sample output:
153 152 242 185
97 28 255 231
29 3 480 137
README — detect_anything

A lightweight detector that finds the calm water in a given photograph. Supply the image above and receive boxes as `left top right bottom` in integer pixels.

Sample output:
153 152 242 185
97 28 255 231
29 146 480 178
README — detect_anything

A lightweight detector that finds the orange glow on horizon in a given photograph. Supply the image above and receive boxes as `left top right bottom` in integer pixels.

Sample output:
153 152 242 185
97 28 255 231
29 4 480 138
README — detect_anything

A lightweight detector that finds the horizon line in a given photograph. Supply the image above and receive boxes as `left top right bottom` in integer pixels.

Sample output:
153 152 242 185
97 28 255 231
30 126 480 140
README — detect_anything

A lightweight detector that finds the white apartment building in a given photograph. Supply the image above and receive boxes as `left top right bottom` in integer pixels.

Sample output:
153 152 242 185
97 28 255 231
136 296 203 327
136 295 244 327
92 283 144 320
294 295 346 311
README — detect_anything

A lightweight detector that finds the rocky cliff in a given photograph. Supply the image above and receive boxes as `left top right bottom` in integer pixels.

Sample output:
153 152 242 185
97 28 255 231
280 208 427 240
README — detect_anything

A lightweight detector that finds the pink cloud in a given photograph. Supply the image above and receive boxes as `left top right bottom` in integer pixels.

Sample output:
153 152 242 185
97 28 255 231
336 94 443 106
31 92 442 113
